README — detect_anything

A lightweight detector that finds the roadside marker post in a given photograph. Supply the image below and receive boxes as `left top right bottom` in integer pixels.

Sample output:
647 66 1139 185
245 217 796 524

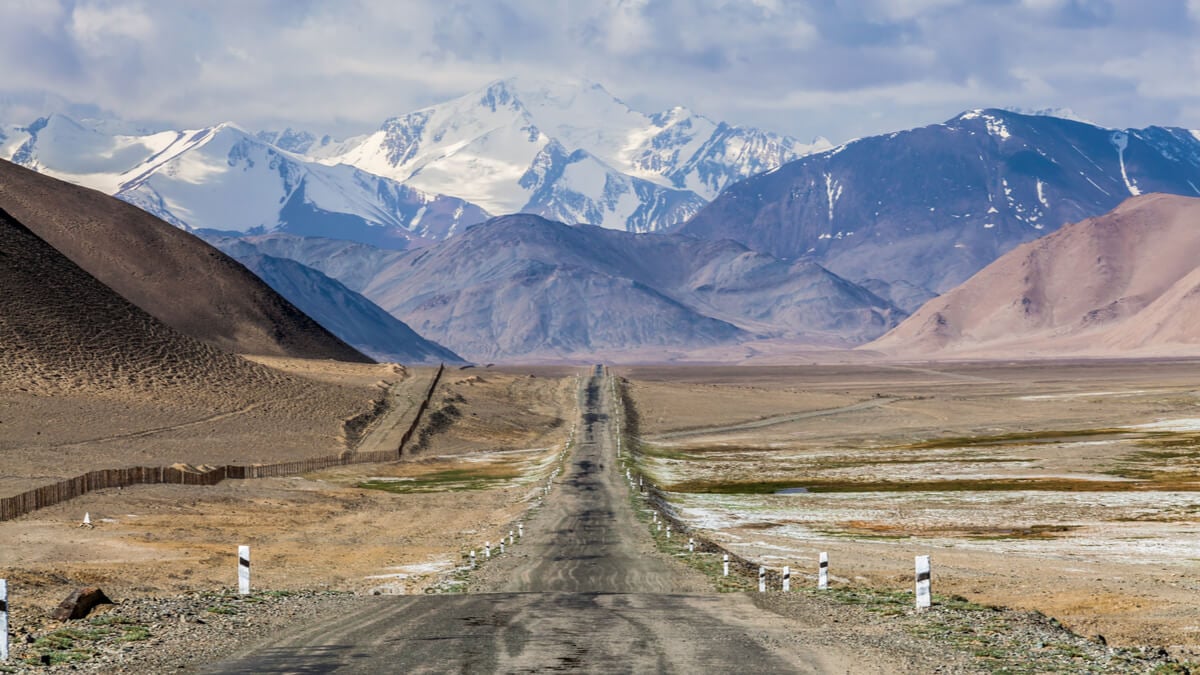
1 578 8 662
656 522 661 532
688 538 694 554
485 542 491 559
500 542 505 555
509 530 515 546
518 524 523 539
782 566 790 592
758 566 766 593
666 525 671 540
238 545 251 596
818 552 829 590
723 554 729 577
915 555 932 610
470 551 476 569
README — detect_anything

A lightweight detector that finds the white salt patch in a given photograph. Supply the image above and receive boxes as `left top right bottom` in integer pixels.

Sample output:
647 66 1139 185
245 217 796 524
1132 418 1200 431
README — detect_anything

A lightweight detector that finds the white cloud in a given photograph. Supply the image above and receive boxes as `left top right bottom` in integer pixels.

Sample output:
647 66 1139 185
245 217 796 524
0 0 1194 144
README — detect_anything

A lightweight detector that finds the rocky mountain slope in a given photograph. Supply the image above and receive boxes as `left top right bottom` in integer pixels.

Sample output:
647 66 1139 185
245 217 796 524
868 193 1200 357
0 159 370 362
221 251 463 365
680 108 1200 304
216 216 902 362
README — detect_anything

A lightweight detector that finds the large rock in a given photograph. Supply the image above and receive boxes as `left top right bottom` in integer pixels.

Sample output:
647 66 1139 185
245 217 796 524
51 587 113 621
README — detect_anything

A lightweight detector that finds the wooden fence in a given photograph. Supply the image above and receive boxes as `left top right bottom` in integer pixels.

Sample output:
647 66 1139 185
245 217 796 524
0 363 445 522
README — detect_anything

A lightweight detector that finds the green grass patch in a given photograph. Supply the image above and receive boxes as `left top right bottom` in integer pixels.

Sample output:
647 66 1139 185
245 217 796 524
904 428 1132 450
359 466 519 493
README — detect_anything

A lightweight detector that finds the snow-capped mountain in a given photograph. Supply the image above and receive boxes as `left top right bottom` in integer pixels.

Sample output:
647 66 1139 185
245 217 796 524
1 114 487 247
680 108 1200 304
312 77 826 232
1 79 820 243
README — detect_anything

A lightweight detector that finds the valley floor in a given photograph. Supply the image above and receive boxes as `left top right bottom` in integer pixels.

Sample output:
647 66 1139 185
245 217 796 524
618 358 1200 655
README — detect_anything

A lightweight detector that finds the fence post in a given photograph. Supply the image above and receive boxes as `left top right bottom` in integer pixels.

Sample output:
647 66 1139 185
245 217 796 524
0 578 8 662
238 546 251 595
818 552 829 590
916 555 931 610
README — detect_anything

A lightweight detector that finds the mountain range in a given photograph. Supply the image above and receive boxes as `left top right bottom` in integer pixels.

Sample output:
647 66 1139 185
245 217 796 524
2 78 821 248
680 108 1200 306
869 193 1200 357
211 216 901 362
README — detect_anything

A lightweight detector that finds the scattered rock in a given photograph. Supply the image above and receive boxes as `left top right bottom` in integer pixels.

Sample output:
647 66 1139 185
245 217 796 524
51 586 114 621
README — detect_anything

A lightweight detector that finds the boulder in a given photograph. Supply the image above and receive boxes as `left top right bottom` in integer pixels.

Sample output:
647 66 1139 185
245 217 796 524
51 587 113 621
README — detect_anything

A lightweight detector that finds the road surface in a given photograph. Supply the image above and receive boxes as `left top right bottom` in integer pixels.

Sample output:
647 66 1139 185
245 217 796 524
205 366 879 673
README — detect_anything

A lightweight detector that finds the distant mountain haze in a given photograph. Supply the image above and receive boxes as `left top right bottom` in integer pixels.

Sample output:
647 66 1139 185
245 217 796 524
217 215 902 362
220 250 465 365
868 193 1200 357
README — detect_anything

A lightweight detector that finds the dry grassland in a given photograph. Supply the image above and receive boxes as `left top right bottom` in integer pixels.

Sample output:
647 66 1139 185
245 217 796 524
619 359 1200 655
0 363 580 619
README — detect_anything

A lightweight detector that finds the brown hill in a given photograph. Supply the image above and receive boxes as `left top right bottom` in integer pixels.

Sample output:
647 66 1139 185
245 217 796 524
0 205 290 398
0 159 369 362
868 193 1200 357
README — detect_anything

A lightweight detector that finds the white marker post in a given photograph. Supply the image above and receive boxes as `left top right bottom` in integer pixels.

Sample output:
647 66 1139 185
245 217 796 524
485 542 491 559
518 524 524 539
818 552 829 590
782 566 790 592
723 554 730 577
470 550 476 569
509 530 515 546
666 525 671 540
238 545 250 596
83 512 92 528
758 566 766 593
915 555 932 611
688 538 694 554
500 541 505 555
656 522 661 532
1 578 8 662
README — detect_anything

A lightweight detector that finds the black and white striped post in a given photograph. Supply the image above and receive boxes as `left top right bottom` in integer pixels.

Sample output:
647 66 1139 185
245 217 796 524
470 550 476 569
1 578 8 662
915 555 931 610
782 566 791 592
499 541 505 555
758 566 766 592
688 538 694 554
238 545 250 596
509 530 515 546
518 524 524 539
485 542 491 559
818 552 829 590
723 554 729 577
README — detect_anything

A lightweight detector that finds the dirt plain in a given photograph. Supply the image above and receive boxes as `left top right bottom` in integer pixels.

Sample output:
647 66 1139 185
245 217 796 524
0 362 578 623
617 358 1200 656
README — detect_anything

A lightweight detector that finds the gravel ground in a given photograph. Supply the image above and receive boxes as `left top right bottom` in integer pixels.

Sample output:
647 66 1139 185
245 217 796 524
1 589 359 673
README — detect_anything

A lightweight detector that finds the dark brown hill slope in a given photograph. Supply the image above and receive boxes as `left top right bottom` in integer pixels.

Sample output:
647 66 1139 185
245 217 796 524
0 205 291 397
868 193 1200 357
0 159 369 362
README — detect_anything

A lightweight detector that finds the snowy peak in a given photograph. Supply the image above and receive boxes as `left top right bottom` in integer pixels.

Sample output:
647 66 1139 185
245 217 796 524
317 76 818 232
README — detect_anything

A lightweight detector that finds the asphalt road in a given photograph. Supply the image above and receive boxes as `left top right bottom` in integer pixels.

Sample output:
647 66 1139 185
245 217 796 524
204 367 862 673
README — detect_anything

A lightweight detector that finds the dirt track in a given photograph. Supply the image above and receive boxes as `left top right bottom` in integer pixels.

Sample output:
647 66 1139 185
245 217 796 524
205 367 914 674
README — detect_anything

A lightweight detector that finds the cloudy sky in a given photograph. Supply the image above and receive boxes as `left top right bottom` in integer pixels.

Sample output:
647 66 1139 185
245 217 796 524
0 0 1197 143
